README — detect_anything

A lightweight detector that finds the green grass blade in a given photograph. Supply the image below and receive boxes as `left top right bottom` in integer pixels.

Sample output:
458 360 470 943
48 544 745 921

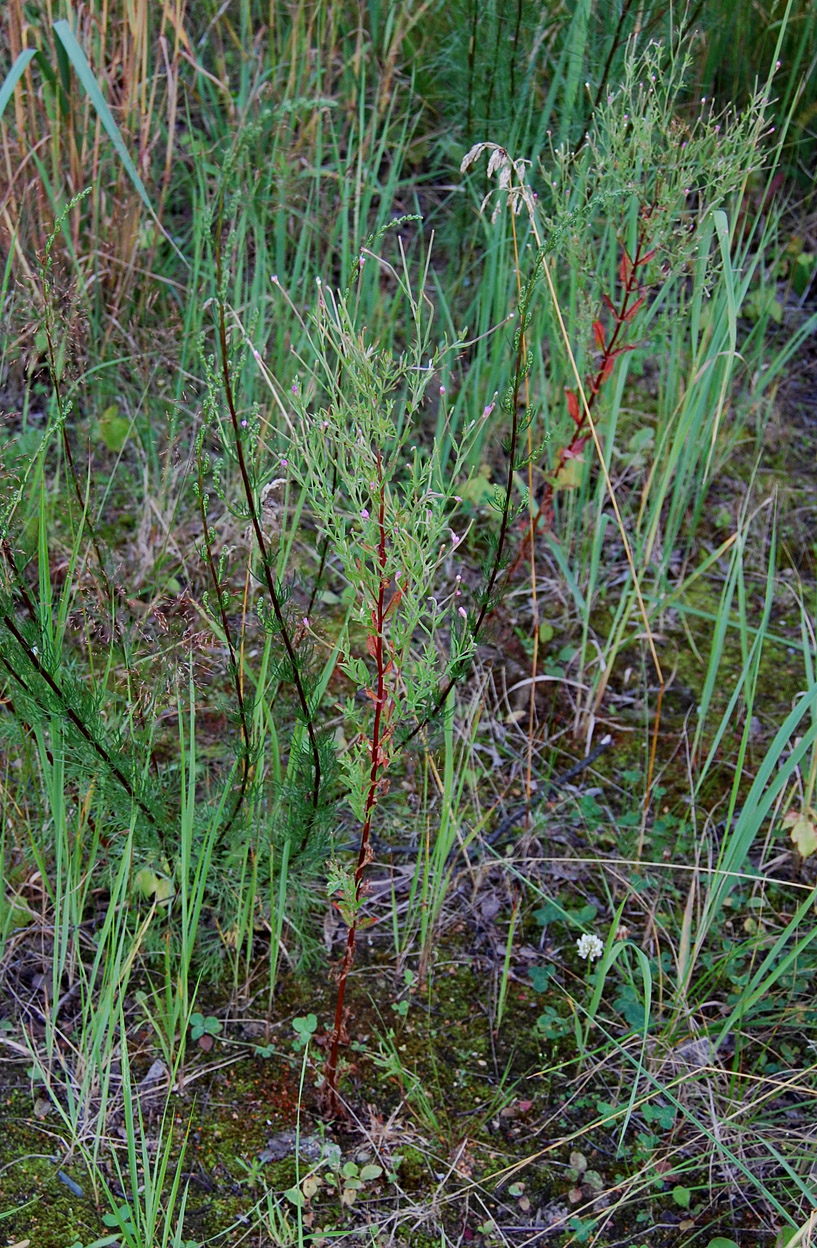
51 19 186 265
0 48 37 120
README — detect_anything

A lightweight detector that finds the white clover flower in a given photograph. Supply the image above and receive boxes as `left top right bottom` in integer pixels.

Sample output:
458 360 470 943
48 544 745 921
576 933 604 962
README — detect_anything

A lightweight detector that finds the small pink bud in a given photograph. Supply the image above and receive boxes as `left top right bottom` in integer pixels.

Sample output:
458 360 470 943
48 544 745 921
458 606 467 619
360 508 370 520
302 617 309 627
439 385 446 396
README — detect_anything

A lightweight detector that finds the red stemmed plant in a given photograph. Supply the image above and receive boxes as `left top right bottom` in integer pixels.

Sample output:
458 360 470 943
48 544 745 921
517 229 656 557
322 449 402 1116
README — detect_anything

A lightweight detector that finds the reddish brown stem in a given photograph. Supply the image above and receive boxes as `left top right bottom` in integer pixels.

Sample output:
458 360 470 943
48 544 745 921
323 452 391 1116
510 230 652 570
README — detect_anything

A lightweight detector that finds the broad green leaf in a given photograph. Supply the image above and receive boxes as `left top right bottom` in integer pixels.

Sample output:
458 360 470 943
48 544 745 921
783 809 817 857
97 405 131 453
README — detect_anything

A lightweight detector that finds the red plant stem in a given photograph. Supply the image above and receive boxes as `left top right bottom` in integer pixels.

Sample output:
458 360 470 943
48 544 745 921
514 230 649 559
323 452 390 1113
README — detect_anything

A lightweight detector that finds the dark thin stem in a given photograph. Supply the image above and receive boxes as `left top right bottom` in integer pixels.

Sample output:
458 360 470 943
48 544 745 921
510 0 523 101
399 306 529 750
1 542 39 624
465 0 477 138
0 614 163 843
306 465 338 620
590 0 635 120
214 222 322 847
196 448 253 846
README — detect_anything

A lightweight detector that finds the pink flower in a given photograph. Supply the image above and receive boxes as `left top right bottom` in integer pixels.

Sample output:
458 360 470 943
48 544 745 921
360 508 370 520
458 606 467 619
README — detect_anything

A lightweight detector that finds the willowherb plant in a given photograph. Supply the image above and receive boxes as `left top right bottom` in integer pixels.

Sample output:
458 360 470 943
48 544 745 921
459 33 777 758
542 38 775 279
283 278 493 1111
463 37 775 379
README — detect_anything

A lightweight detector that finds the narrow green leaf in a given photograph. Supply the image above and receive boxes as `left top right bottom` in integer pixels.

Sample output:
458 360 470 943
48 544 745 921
0 49 37 121
52 21 151 212
51 19 186 264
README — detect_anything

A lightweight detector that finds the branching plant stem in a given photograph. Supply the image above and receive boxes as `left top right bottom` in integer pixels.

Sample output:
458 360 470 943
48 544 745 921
196 449 253 846
529 214 665 800
399 302 530 749
0 609 164 844
323 450 394 1116
214 225 322 847
512 229 651 560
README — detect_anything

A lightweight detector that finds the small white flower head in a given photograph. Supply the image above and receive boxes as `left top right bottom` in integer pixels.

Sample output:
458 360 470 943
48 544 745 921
576 933 604 962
